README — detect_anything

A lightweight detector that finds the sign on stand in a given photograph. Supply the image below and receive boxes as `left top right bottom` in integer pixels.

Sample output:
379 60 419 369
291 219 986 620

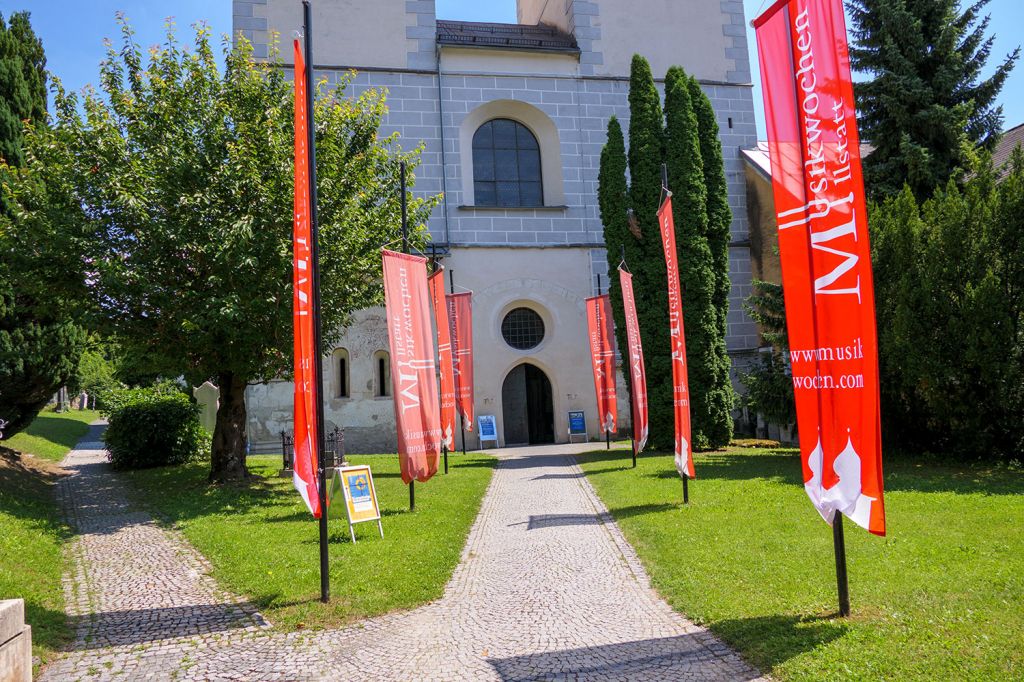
477 415 498 448
328 465 383 543
567 411 588 443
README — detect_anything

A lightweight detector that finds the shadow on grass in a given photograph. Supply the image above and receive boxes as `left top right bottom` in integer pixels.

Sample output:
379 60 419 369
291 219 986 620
577 448 1024 496
710 613 847 674
608 502 679 519
7 412 94 454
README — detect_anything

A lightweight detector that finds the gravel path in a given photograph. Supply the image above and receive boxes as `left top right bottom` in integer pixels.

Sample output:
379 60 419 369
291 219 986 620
42 432 762 681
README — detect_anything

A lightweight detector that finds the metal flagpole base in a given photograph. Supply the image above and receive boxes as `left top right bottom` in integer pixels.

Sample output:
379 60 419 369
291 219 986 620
682 476 689 504
409 481 415 512
444 446 449 474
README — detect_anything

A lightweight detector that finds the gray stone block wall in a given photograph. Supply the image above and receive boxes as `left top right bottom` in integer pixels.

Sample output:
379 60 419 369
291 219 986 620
235 0 760 352
233 0 269 59
720 0 753 83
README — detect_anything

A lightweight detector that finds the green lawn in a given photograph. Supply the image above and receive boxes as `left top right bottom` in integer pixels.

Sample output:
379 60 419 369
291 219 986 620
0 406 99 670
0 451 71 671
3 407 101 461
124 453 495 630
576 447 1024 681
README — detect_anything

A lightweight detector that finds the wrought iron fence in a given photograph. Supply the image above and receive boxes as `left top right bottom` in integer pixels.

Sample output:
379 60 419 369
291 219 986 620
281 426 345 471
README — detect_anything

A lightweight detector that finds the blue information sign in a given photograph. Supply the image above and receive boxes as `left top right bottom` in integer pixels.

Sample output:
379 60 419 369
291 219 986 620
568 411 587 435
478 415 498 442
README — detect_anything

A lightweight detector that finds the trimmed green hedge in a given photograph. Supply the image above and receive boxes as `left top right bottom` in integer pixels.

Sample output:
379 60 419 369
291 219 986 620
102 387 207 469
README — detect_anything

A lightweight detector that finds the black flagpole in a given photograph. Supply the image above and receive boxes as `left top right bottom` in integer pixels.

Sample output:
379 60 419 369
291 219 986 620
620 246 636 469
834 513 851 616
400 161 415 512
430 245 449 475
661 163 690 505
303 0 330 604
596 274 610 451
449 268 467 456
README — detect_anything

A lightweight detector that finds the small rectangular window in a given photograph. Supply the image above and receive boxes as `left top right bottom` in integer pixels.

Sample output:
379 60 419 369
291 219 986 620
377 357 389 397
338 358 348 398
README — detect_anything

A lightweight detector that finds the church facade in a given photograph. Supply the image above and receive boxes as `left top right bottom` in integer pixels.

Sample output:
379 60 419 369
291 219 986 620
234 0 760 452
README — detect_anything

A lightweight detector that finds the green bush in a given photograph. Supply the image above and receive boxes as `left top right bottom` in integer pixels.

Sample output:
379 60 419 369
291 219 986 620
103 388 207 470
870 150 1024 461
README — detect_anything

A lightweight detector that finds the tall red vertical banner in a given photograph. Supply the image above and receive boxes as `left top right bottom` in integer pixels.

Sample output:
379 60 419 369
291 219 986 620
291 39 321 518
658 196 694 479
619 267 648 454
754 0 885 535
429 270 456 450
382 249 442 484
446 292 475 430
586 294 618 435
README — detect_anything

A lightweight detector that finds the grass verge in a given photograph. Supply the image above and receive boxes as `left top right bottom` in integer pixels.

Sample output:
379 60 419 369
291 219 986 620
576 447 1024 680
3 407 101 462
124 452 495 630
0 449 71 671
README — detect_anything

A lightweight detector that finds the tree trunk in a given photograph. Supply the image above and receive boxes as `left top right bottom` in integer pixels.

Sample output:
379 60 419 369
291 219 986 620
210 371 249 482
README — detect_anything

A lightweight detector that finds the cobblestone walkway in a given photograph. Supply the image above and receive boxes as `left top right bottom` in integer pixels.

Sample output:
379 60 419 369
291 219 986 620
43 432 763 681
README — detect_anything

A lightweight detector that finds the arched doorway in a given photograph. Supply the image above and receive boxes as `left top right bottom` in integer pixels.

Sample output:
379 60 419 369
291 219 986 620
501 363 554 445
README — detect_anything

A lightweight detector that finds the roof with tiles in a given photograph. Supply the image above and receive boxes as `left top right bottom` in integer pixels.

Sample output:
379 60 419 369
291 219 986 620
435 20 579 54
993 122 1024 178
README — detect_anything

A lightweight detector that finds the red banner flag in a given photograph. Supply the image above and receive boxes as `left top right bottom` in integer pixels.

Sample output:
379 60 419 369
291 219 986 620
619 267 648 454
382 249 442 484
658 196 694 479
586 294 618 434
291 40 320 518
754 0 885 535
429 270 456 450
446 292 475 430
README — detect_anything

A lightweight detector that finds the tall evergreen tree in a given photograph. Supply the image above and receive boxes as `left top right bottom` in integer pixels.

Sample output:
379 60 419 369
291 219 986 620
687 74 734 446
0 12 45 167
847 0 1019 200
597 116 633 405
623 54 676 451
0 11 85 438
664 66 720 450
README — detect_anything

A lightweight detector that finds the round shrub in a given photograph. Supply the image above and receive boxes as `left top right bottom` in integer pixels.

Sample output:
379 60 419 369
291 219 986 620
103 388 207 470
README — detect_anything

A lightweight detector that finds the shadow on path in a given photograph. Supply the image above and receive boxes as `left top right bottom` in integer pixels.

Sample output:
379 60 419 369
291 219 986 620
489 633 761 682
68 604 265 650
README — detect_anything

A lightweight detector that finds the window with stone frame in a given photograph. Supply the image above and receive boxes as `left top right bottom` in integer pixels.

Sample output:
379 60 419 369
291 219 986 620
472 118 543 207
333 348 350 398
373 350 391 397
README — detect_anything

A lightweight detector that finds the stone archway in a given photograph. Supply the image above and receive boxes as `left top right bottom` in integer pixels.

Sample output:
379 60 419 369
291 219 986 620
501 363 555 446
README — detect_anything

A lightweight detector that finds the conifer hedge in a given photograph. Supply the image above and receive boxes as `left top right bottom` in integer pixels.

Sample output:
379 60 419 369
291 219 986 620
598 56 734 450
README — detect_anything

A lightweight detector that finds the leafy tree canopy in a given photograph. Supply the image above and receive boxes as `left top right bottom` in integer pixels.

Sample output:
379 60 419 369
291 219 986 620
3 19 437 479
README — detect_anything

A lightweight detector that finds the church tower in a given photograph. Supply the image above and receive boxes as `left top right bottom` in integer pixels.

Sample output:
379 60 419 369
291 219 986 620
236 0 759 452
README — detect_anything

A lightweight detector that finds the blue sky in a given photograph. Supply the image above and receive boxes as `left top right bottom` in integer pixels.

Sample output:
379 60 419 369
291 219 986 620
2 0 1021 138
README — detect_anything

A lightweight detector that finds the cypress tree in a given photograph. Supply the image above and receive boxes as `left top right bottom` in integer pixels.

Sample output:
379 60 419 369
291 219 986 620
624 54 675 451
664 66 719 450
0 11 84 437
688 75 734 446
0 11 46 168
598 116 633 408
847 0 1019 201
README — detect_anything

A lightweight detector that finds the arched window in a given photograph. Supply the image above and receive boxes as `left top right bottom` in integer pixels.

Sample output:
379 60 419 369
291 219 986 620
373 350 391 397
472 118 542 207
333 348 350 398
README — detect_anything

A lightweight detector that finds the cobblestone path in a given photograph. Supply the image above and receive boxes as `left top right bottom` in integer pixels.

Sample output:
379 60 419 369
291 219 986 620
43 434 763 681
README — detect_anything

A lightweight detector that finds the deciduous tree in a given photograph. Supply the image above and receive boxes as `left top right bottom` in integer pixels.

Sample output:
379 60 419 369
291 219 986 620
5 21 436 479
